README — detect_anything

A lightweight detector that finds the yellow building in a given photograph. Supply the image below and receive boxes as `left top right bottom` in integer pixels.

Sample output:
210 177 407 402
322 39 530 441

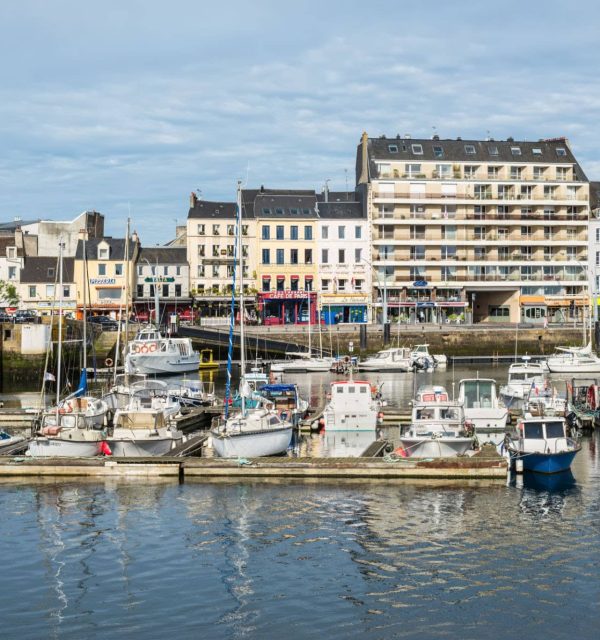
74 236 139 318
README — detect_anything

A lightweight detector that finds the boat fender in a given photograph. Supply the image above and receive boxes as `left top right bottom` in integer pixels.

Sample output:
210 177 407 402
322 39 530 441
149 343 158 352
587 385 596 410
100 441 112 456
394 446 409 458
105 357 113 368
318 417 325 431
140 345 149 354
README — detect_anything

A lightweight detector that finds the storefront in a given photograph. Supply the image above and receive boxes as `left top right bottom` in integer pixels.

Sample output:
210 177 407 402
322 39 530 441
320 295 368 324
258 291 318 325
389 301 468 324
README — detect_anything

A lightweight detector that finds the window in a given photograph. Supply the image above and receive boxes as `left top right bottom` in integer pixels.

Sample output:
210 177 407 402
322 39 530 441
338 249 345 263
197 265 205 277
441 225 456 240
596 228 600 243
304 248 312 264
176 266 181 276
115 263 123 276
322 248 329 263
411 225 426 239
262 249 270 264
464 144 476 155
212 224 220 235
6 246 16 258
46 284 54 297
433 145 444 158
488 145 499 156
556 148 567 157
175 284 181 297
98 246 109 260
521 226 532 238
262 225 270 240
137 265 143 276
411 144 423 154
275 208 284 215
276 226 284 240
290 249 299 264
290 277 299 291
510 166 523 179
388 144 398 153
198 245 205 257
276 278 284 292
322 225 329 239
290 226 299 240
227 224 235 236
436 163 452 178
410 246 425 260
276 249 284 264
321 279 330 292
533 166 547 179
304 226 312 240
338 225 345 239
262 278 270 292
487 166 500 178
227 265 235 278
511 146 522 155
305 277 313 291
556 167 568 180
212 266 219 278
197 224 205 235
136 284 144 297
405 163 421 176
355 248 362 263
212 245 220 257
28 285 36 298
242 225 248 236
532 148 542 156
98 264 106 276
338 279 346 291
464 165 478 178
162 284 169 297
262 208 271 215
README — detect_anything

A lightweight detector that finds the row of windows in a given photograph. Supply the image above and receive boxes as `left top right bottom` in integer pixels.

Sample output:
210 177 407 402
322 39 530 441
136 284 183 297
262 248 313 265
259 278 364 293
386 164 573 180
197 266 249 278
262 225 313 240
196 224 249 236
138 265 182 276
389 143 567 158
27 285 71 298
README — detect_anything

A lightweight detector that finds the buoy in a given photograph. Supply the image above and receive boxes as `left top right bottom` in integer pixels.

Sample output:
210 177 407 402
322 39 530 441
105 357 113 368
100 441 112 456
394 446 409 458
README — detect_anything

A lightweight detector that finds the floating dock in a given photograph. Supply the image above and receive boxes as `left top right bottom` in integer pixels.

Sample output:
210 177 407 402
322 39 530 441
0 454 507 480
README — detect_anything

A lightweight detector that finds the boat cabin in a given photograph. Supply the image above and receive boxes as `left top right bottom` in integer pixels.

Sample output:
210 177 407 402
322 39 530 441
507 363 544 382
414 385 448 403
330 381 374 409
259 384 300 412
410 402 465 437
459 379 497 409
517 418 569 454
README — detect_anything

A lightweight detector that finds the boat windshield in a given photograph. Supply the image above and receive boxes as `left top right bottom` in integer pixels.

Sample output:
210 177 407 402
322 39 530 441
523 422 544 439
545 421 565 438
462 380 494 408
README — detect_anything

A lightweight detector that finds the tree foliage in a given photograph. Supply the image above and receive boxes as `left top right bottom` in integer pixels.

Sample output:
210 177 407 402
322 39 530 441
0 280 19 306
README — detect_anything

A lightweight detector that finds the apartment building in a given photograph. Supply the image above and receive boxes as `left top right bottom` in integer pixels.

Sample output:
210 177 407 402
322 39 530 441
356 132 590 323
19 256 77 314
589 182 600 322
74 236 140 318
316 193 370 323
134 247 192 323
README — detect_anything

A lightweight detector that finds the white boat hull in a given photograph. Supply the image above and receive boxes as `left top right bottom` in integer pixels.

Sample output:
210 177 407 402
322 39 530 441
466 409 509 431
28 436 103 457
125 354 200 375
108 432 182 457
358 362 411 372
399 437 473 458
211 426 292 457
546 360 600 374
270 359 331 373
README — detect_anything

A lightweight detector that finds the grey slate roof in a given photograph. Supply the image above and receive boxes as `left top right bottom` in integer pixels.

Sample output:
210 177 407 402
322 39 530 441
0 236 24 257
361 135 588 182
317 201 364 219
75 237 129 260
253 193 318 218
138 247 187 264
187 200 238 220
316 191 359 203
20 257 74 283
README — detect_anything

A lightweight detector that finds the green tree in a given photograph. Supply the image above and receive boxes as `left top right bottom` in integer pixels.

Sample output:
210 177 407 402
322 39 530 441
0 280 19 306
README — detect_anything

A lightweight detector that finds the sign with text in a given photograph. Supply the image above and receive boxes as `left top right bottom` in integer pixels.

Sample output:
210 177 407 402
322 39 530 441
89 278 116 285
144 276 175 283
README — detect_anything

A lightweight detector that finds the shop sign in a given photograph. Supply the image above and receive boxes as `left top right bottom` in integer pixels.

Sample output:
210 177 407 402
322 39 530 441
89 278 116 285
260 290 313 300
412 280 429 287
144 276 175 283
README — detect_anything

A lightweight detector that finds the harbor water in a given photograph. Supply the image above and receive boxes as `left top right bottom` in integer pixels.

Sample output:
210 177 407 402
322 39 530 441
1 365 599 638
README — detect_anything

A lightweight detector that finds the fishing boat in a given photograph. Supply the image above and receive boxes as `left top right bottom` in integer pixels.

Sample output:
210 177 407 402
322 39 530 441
505 417 581 474
358 347 412 372
499 359 545 413
398 385 474 458
211 183 293 458
109 380 183 456
458 377 508 449
320 379 384 432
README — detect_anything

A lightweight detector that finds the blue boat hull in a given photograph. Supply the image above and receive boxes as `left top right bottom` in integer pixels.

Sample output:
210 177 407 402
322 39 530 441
510 447 580 474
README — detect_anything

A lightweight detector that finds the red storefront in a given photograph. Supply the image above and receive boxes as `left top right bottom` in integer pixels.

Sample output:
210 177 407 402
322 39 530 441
258 291 318 325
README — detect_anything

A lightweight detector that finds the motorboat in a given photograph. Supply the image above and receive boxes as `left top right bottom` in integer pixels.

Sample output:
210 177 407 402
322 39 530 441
168 379 217 408
546 344 600 374
198 348 219 369
254 383 308 426
358 347 412 372
125 325 200 375
109 380 183 456
499 360 545 413
28 412 107 457
458 377 508 449
0 430 25 450
398 386 474 458
43 394 108 430
410 344 443 370
270 352 333 373
524 381 566 417
321 379 384 432
505 417 581 474
210 184 293 458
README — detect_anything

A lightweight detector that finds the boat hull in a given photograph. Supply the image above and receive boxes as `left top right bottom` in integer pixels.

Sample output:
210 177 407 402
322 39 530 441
358 363 411 372
125 354 200 375
108 434 181 457
398 437 473 458
211 426 293 458
509 446 580 474
270 361 331 373
546 361 600 374
27 437 102 457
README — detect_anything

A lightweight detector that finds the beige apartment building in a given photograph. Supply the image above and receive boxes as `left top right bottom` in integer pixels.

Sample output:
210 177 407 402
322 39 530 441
356 133 590 324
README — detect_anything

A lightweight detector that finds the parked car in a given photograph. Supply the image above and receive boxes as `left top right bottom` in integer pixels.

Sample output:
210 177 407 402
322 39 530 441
12 310 38 324
88 315 119 331
0 311 12 323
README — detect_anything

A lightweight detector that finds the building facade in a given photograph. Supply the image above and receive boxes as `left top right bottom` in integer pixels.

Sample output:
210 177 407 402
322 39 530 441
316 193 370 323
133 246 192 322
356 132 590 324
19 256 77 314
74 236 139 318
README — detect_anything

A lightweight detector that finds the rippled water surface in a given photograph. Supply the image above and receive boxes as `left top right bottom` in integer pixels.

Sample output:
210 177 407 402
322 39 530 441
2 436 600 640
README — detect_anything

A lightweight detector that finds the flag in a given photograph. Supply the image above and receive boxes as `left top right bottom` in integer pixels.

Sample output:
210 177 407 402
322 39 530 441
43 372 56 382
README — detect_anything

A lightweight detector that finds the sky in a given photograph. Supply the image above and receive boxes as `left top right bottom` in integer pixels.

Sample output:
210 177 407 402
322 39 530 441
1 0 599 243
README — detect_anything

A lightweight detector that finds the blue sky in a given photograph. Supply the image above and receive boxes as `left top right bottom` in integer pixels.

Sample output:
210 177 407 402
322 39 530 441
0 0 598 243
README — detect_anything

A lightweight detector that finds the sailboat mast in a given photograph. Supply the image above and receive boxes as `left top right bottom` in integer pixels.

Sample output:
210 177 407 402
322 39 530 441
82 230 87 371
124 218 130 345
307 291 312 355
56 240 64 408
237 182 246 415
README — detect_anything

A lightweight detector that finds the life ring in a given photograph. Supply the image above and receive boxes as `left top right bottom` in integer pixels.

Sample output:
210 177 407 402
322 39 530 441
149 343 157 352
105 357 114 368
140 345 149 354
132 345 140 354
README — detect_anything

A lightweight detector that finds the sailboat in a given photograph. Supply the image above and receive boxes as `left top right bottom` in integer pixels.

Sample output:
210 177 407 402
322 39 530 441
211 183 293 458
28 239 108 457
270 292 332 373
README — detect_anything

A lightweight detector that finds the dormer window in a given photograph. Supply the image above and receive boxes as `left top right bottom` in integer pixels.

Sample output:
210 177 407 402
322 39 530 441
556 148 567 157
98 243 109 260
388 144 399 153
6 246 16 259
464 145 476 155
511 146 522 156
47 267 55 278
411 144 424 155
433 145 444 158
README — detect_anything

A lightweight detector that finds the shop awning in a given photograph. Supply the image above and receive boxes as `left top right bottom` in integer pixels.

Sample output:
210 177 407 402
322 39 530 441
276 275 285 280
305 275 314 280
262 275 271 280
291 275 299 280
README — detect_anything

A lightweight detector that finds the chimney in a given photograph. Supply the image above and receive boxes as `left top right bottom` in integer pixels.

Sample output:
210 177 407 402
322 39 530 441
357 131 369 185
260 185 265 193
132 231 139 245
189 192 197 208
